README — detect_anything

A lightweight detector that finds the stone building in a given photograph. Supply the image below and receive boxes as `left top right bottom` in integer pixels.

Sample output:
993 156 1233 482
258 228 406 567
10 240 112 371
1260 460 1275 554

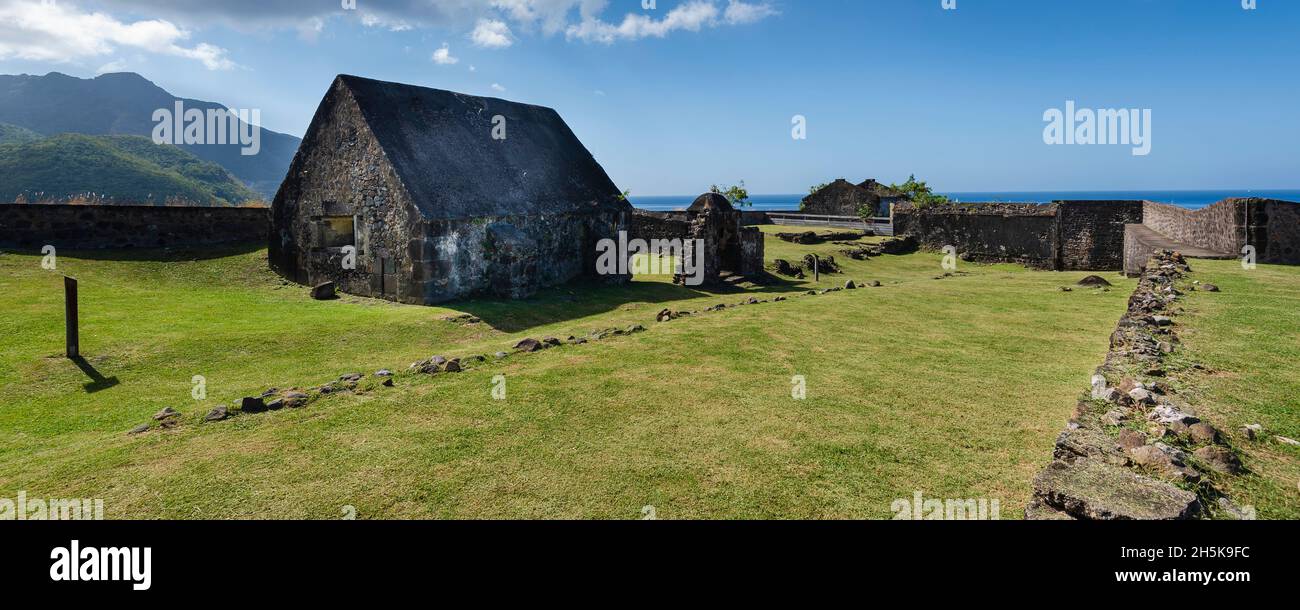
801 178 905 217
269 75 632 304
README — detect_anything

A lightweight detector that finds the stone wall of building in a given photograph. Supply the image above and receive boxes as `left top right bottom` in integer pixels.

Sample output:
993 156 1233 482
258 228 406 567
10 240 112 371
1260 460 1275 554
1055 201 1145 271
0 203 267 250
270 79 419 302
892 203 1060 268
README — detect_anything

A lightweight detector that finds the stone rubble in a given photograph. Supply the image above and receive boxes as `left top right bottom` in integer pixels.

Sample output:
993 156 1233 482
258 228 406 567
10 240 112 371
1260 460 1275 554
1028 250 1249 520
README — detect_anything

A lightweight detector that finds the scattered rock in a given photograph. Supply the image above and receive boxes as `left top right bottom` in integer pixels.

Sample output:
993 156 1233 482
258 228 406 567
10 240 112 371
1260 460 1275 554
869 280 881 287
1188 422 1220 445
266 399 285 411
1201 284 1220 292
1116 429 1147 451
311 282 337 300
1217 497 1254 520
1149 405 1198 426
240 397 268 414
382 378 394 387
1077 275 1113 288
1024 500 1077 521
1102 409 1127 427
1194 446 1244 475
283 392 309 409
1032 459 1201 520
205 406 229 422
128 424 151 435
844 280 857 290
1059 286 1073 292
773 259 802 277
1128 388 1155 406
1152 315 1173 327
375 369 393 377
160 419 180 430
1241 423 1263 440
153 407 180 421
514 338 543 353
443 359 463 373
495 352 508 359
1276 436 1300 447
340 373 363 383
626 324 646 334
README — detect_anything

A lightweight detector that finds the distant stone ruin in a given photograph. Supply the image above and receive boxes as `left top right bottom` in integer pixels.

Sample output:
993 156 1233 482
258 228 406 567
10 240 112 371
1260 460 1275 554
893 198 1300 273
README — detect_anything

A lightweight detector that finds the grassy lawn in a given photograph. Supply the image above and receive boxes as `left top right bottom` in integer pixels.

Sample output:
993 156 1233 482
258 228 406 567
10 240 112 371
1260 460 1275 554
1168 259 1300 519
0 227 1181 519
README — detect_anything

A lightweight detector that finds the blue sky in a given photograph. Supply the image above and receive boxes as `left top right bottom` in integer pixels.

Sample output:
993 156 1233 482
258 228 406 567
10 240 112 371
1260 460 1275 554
1 0 1297 194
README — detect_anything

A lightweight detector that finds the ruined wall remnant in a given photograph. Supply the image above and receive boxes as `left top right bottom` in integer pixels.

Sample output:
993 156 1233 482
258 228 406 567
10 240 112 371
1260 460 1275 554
894 198 1300 273
892 203 1060 268
628 194 766 285
0 203 268 250
1055 201 1145 270
1027 251 1250 520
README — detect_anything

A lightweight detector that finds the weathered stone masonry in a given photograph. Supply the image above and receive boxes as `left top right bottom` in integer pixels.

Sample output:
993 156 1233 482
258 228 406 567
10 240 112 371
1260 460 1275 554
895 198 1298 273
270 75 632 305
0 203 267 250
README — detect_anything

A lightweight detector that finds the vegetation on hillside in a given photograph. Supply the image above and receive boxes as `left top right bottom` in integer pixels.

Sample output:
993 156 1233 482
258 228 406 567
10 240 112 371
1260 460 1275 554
0 122 42 145
0 134 260 206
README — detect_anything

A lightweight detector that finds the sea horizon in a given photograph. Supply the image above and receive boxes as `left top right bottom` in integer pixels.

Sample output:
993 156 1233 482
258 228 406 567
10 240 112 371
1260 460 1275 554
631 189 1300 212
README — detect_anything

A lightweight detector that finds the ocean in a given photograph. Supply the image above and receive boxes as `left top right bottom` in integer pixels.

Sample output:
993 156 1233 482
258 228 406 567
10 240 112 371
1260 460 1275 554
631 190 1300 212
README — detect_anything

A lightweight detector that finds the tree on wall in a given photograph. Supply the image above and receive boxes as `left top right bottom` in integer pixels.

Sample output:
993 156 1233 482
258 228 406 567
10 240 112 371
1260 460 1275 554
889 174 950 209
710 181 752 208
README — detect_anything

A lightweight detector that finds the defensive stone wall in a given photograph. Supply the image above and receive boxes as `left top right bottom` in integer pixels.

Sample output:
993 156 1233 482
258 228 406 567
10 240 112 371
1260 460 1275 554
0 203 268 250
892 203 1060 269
1056 201 1145 270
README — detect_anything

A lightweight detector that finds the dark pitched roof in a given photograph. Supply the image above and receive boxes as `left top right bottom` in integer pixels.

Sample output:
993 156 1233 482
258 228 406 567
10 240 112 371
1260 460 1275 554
336 75 626 221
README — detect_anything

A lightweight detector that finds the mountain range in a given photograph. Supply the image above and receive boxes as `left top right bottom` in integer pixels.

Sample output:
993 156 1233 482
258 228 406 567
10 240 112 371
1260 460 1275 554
0 72 301 203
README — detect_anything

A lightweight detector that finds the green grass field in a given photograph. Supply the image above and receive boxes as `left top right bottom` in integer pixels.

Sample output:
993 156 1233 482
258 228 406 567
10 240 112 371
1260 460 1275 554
1 228 1295 519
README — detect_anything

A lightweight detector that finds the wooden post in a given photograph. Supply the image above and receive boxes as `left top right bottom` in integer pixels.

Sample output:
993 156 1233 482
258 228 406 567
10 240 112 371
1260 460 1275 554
65 276 79 359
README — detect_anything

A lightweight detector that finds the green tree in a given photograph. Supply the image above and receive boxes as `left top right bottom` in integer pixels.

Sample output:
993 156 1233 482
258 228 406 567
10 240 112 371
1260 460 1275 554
889 174 950 209
709 181 752 207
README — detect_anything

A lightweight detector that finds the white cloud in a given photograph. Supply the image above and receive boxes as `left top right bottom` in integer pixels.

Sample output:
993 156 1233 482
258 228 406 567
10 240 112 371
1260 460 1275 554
96 59 128 74
0 0 235 69
491 83 506 92
724 0 778 25
470 18 514 48
566 0 776 44
432 42 459 65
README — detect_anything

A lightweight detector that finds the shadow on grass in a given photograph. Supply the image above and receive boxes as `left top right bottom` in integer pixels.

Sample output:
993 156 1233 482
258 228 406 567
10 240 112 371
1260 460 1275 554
1 242 264 262
70 356 120 393
453 272 808 333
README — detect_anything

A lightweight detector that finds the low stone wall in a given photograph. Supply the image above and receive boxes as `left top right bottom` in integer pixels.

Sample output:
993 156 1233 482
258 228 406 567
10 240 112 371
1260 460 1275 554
1027 252 1250 520
630 209 690 241
893 203 1060 269
0 203 268 250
